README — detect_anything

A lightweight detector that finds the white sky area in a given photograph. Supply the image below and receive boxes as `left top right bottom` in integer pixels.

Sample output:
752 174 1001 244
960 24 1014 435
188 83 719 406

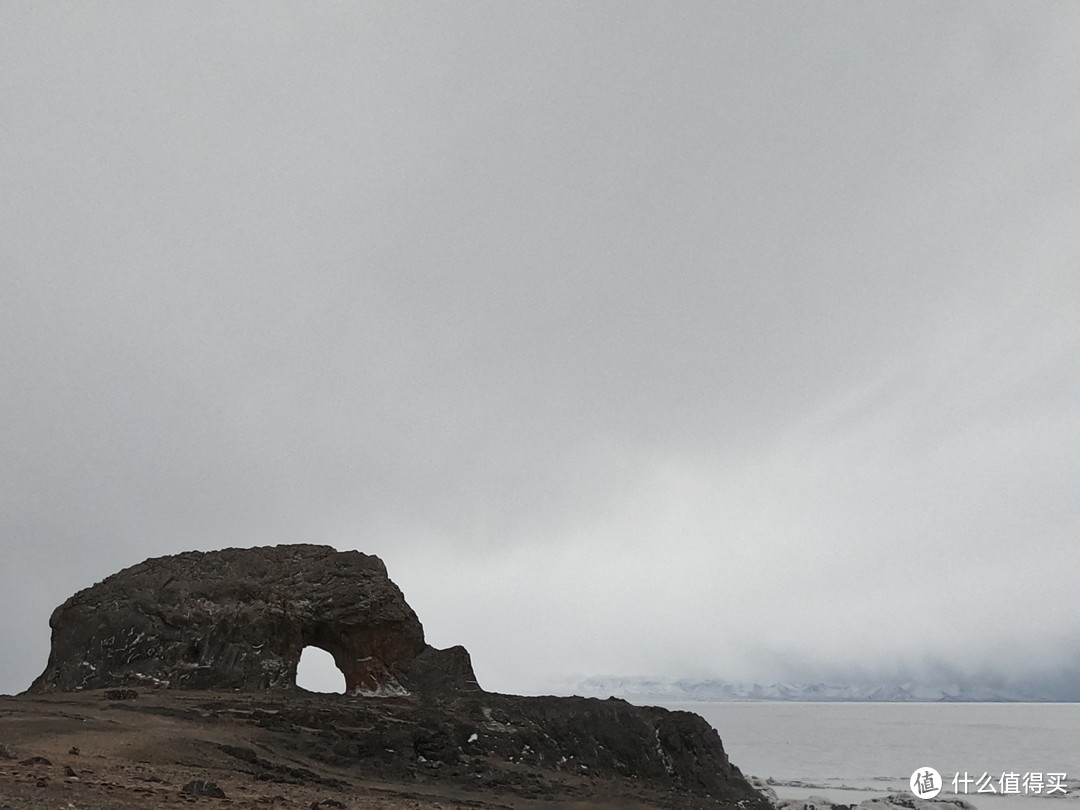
296 646 345 694
3 4 1080 697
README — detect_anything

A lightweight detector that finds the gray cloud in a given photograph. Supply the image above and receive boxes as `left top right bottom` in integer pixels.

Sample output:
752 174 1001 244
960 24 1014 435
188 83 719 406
3 3 1079 695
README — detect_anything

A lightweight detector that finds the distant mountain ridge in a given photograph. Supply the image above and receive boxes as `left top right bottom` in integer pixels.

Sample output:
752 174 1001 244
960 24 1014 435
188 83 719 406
573 676 1053 702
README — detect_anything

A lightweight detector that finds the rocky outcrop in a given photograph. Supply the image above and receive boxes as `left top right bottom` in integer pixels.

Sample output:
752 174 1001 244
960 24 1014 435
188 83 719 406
29 545 477 695
233 690 769 807
26 543 770 807
773 795 977 810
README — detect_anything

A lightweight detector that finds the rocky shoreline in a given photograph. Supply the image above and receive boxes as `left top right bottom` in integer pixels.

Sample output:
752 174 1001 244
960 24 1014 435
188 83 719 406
750 778 979 810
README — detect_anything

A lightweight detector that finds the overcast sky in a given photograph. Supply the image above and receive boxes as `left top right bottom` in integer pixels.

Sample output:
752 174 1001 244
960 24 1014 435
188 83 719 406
3 3 1080 698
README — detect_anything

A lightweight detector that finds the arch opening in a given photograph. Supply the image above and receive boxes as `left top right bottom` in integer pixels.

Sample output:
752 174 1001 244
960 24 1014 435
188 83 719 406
295 645 346 694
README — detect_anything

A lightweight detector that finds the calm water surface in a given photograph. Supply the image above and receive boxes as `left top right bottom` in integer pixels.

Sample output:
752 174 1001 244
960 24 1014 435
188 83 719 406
651 702 1080 810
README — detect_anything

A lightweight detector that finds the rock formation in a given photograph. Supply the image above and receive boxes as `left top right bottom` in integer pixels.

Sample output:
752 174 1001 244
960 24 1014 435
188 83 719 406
29 545 477 695
26 543 770 807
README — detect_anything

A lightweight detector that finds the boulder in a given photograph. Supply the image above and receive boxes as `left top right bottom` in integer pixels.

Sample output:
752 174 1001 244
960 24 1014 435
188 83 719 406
181 779 227 798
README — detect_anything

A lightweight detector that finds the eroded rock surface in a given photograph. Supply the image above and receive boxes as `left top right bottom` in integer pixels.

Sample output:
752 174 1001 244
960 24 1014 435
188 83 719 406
29 545 476 695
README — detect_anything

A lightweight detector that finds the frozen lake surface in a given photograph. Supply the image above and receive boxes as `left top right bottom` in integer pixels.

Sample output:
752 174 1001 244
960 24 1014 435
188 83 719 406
650 701 1080 810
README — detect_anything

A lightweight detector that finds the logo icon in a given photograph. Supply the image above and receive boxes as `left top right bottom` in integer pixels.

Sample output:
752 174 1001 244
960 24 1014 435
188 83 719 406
911 767 942 799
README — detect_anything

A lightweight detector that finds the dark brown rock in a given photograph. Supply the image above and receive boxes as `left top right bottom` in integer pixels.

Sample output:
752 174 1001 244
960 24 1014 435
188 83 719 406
225 691 768 807
181 779 226 798
103 688 139 700
28 545 478 696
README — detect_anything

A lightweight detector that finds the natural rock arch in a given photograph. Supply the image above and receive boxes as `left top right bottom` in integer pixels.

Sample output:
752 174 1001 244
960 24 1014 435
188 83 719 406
22 544 772 807
295 645 346 693
29 545 478 696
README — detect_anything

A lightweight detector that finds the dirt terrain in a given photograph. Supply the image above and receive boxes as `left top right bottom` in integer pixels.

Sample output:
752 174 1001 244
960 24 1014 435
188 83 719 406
0 690 762 810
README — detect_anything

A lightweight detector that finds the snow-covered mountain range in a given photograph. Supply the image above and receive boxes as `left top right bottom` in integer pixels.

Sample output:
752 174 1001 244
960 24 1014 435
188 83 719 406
571 676 1051 702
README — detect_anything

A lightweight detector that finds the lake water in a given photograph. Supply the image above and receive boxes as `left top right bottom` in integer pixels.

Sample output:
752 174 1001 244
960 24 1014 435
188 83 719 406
651 702 1080 810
